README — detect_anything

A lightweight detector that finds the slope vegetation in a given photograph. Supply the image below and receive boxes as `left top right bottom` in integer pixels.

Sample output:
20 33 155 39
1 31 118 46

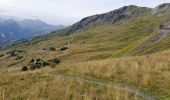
0 3 170 100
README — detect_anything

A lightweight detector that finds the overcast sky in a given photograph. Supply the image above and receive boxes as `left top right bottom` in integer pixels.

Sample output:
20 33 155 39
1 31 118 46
0 0 170 25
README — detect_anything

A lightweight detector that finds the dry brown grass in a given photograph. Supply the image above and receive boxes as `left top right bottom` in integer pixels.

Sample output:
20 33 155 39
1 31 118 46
0 44 170 99
0 71 142 100
0 48 170 99
0 16 170 99
53 50 170 98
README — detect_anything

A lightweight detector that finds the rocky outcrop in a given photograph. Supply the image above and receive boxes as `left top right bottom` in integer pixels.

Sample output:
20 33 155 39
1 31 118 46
56 3 170 36
64 5 151 35
152 3 170 15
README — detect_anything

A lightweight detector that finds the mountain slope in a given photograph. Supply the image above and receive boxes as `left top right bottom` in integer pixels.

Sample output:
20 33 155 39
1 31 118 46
3 3 170 56
18 19 60 31
56 3 170 36
7 14 168 59
0 14 170 100
57 5 151 36
5 4 170 56
1 3 170 100
0 19 30 41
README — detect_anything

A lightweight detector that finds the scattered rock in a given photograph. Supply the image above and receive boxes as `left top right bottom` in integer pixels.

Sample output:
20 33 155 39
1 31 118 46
8 50 18 57
7 50 25 60
29 59 43 70
65 42 72 45
159 33 167 38
27 58 58 70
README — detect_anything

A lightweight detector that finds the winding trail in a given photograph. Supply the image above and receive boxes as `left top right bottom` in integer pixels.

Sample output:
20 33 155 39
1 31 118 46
41 73 157 100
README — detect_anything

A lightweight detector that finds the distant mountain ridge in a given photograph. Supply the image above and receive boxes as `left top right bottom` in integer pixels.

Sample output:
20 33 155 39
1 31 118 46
56 3 170 36
0 16 64 42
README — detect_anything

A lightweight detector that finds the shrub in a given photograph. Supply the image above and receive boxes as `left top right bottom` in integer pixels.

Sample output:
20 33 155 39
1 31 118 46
49 47 56 51
30 59 35 63
0 54 4 57
43 48 47 50
30 65 36 70
21 66 28 71
7 50 25 57
23 58 60 71
29 59 41 70
159 24 163 29
15 56 23 60
29 58 50 70
9 50 18 57
43 62 50 66
48 58 60 64
60 47 68 51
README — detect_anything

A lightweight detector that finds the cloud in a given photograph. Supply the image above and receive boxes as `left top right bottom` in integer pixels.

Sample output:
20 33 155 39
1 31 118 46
0 8 5 12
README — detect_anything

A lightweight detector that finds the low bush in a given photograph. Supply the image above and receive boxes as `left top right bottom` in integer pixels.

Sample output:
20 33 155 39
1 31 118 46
21 66 28 71
8 50 18 57
29 59 43 70
0 54 4 57
49 47 56 51
29 58 50 70
15 56 23 60
7 50 26 59
48 58 60 64
21 58 61 71
43 62 50 66
60 47 68 51
43 48 47 50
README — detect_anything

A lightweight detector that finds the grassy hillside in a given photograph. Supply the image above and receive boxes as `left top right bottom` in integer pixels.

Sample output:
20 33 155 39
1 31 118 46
0 69 145 100
4 14 170 62
0 49 170 99
0 14 170 99
53 50 170 99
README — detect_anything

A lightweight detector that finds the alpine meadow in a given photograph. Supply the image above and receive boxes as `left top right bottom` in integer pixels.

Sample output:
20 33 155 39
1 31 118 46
0 1 170 100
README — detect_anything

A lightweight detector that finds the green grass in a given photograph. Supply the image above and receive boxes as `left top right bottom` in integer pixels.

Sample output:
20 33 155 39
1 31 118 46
8 14 170 59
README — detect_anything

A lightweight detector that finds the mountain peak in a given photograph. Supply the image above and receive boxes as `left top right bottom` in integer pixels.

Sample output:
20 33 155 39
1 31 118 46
64 5 151 35
156 3 170 9
121 5 138 9
152 3 170 15
0 15 64 42
110 5 150 16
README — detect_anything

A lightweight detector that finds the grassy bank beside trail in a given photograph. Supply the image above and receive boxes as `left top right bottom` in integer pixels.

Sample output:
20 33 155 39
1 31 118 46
0 71 142 100
52 51 170 99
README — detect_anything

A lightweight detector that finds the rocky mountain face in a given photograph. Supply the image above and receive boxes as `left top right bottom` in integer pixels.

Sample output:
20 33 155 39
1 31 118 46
152 3 170 15
58 3 170 36
0 17 64 42
63 5 151 35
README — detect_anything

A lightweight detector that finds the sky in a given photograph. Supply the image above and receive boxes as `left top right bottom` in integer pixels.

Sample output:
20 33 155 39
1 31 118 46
0 0 170 25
